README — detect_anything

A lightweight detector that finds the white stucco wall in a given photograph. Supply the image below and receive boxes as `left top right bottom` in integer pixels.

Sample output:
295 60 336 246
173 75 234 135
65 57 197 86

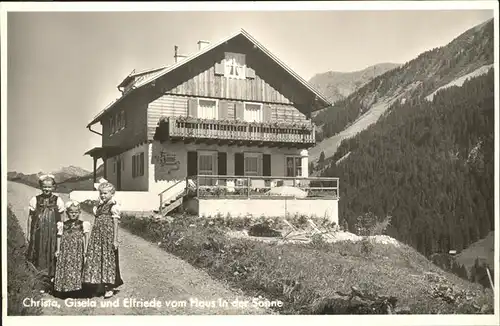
106 143 149 191
198 198 339 224
69 191 158 212
148 140 307 194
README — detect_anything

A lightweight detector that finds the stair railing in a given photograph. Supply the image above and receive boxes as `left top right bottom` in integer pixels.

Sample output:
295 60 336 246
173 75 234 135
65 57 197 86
158 179 185 215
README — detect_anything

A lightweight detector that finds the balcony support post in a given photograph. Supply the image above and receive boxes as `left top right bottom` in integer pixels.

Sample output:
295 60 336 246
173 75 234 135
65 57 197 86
300 149 309 178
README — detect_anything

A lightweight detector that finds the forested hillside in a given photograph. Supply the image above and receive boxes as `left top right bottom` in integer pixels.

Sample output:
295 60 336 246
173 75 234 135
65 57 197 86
311 19 494 160
321 69 494 257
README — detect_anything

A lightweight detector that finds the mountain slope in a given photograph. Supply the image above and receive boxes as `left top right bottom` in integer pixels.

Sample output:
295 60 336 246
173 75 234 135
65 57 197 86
320 70 494 260
456 232 495 274
309 63 401 104
310 18 494 163
7 164 103 192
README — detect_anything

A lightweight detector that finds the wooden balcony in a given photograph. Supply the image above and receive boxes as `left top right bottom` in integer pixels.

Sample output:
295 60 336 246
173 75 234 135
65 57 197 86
156 117 316 147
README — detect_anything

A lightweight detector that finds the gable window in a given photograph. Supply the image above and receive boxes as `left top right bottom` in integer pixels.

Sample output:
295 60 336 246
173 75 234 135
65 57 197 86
244 152 262 176
224 52 246 79
132 152 145 178
244 103 263 122
198 99 218 120
286 156 302 177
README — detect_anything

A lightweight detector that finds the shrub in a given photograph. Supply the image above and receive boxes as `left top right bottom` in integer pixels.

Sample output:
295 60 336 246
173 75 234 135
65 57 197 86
355 212 392 236
7 206 43 316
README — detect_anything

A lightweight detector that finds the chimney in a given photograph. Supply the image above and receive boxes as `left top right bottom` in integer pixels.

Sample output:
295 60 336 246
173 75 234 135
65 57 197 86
197 40 210 51
174 45 187 63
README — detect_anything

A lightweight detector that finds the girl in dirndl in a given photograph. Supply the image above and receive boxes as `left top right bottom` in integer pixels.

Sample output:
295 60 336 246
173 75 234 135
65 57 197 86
53 200 91 294
26 174 66 293
83 179 124 298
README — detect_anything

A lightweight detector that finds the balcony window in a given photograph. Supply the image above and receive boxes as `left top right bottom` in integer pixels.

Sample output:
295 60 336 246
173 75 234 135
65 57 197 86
286 156 302 177
244 103 263 122
198 99 218 120
225 52 246 79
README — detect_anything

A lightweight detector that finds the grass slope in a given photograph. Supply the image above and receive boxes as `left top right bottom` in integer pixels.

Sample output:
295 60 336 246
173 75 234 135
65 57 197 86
99 208 493 315
7 206 43 316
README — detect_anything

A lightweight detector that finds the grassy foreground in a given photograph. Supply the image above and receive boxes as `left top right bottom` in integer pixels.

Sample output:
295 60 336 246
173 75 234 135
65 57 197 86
7 206 43 316
80 201 493 314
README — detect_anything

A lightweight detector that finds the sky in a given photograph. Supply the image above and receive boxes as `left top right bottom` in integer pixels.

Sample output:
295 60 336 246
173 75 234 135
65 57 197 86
6 7 494 174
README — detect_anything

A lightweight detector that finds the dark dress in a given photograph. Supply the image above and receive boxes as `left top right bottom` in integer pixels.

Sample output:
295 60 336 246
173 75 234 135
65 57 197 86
83 200 123 288
26 194 62 279
54 219 89 292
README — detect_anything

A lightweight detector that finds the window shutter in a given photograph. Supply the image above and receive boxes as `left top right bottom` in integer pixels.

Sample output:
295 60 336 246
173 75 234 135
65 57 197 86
263 104 272 122
217 152 227 175
234 153 244 176
188 98 198 118
235 103 245 120
246 66 256 79
139 152 144 176
132 155 136 178
215 61 225 76
263 154 271 176
187 151 198 177
218 100 228 120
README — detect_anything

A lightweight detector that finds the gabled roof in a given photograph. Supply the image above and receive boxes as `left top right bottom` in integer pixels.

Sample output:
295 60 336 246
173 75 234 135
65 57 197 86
87 28 332 127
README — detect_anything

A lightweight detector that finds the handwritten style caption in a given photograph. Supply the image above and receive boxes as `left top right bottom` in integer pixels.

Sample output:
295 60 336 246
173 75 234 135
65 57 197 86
23 297 284 309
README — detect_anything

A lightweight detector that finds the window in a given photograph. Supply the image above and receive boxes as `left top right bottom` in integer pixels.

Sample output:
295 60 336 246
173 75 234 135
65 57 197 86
244 153 262 176
224 52 246 79
118 111 126 131
109 116 115 135
286 156 302 177
109 110 126 136
198 99 218 120
132 152 145 178
244 103 263 122
198 151 217 175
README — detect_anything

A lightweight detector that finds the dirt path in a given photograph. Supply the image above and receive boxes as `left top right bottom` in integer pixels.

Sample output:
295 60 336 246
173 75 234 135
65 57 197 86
8 181 272 315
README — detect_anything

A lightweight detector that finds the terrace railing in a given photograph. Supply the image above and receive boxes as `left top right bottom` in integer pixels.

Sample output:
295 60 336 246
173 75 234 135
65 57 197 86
186 175 339 200
167 117 316 144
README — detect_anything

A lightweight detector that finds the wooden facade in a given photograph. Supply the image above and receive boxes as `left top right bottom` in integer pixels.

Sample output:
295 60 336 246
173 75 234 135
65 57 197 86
101 94 149 150
147 94 308 141
92 32 329 157
146 34 319 115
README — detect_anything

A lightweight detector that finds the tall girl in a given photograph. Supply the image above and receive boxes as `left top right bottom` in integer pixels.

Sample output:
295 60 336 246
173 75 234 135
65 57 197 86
83 179 124 298
26 174 65 293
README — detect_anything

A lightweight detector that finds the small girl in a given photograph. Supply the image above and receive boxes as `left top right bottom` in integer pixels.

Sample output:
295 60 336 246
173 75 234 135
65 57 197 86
27 174 65 293
53 200 91 294
83 179 124 298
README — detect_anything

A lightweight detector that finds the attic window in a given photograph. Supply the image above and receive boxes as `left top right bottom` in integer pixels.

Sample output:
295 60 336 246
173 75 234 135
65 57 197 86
224 52 246 79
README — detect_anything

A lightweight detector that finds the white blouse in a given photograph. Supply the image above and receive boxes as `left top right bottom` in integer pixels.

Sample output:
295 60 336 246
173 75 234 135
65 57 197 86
28 195 65 213
92 199 121 219
56 221 91 235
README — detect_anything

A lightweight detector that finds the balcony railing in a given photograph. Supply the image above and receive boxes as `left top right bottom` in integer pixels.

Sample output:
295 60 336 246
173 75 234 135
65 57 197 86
185 175 339 200
165 117 315 145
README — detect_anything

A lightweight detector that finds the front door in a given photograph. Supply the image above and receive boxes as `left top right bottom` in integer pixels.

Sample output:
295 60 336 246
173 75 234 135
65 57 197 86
116 160 122 191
